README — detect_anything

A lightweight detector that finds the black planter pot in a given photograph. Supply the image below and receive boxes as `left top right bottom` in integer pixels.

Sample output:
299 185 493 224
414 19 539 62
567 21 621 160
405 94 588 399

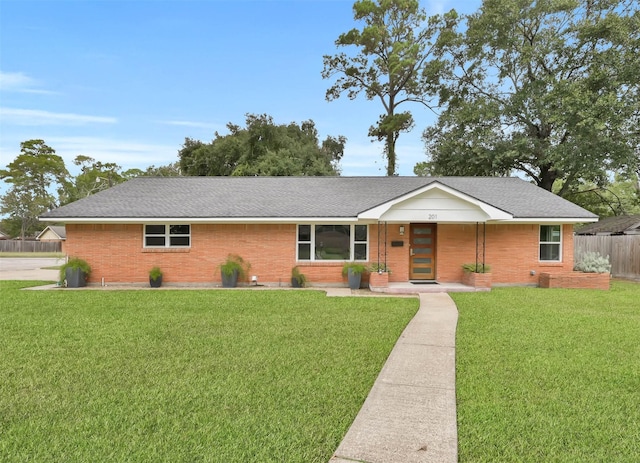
149 276 162 288
291 277 301 288
347 268 362 290
221 269 239 288
65 268 87 288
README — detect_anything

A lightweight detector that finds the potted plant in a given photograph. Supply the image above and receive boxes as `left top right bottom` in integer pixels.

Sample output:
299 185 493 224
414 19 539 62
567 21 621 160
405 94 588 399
60 257 91 288
291 266 307 288
462 263 492 289
149 266 163 288
219 254 250 288
368 262 391 289
342 262 366 290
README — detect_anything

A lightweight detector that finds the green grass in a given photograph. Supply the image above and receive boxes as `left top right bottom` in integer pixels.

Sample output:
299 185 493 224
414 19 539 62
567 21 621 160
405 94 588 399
0 282 418 462
453 281 640 462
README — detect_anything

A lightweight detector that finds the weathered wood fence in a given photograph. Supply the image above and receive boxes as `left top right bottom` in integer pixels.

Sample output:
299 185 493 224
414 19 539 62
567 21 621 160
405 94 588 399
574 235 640 280
0 240 62 253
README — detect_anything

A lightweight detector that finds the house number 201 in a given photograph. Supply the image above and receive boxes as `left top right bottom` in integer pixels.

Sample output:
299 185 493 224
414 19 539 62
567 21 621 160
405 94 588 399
428 213 438 220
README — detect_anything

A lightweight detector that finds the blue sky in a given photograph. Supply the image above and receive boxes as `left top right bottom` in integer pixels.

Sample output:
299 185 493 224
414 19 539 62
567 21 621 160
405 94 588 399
1 0 481 181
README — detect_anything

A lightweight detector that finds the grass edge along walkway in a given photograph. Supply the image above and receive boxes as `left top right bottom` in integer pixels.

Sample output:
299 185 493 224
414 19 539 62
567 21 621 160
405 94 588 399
453 281 640 463
0 282 419 463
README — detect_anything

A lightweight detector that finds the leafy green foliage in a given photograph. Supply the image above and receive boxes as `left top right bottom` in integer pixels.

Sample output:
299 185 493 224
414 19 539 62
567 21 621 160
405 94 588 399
59 257 92 282
291 266 308 287
323 0 452 175
420 0 640 196
454 282 640 461
0 140 70 238
61 155 130 204
574 251 612 273
218 254 251 278
0 286 417 462
148 266 163 281
462 262 491 273
179 114 345 177
342 262 367 275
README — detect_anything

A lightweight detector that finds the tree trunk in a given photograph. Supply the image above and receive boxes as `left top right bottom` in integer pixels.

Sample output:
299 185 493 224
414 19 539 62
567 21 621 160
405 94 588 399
386 133 396 176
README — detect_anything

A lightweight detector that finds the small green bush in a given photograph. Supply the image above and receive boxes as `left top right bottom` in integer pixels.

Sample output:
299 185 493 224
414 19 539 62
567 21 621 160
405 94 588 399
342 263 366 275
149 266 163 281
462 263 491 273
219 254 250 278
369 262 391 274
574 251 611 273
291 266 307 287
59 257 91 282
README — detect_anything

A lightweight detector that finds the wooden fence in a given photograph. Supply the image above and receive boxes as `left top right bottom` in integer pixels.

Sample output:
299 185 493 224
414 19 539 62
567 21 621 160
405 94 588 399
574 235 640 280
0 240 62 253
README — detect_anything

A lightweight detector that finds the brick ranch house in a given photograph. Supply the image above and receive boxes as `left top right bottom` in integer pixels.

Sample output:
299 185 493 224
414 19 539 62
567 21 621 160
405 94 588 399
40 176 599 288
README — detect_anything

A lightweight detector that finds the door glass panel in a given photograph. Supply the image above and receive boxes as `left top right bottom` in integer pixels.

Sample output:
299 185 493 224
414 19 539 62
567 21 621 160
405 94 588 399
413 238 432 244
414 228 432 234
413 258 432 264
414 248 432 254
414 268 432 273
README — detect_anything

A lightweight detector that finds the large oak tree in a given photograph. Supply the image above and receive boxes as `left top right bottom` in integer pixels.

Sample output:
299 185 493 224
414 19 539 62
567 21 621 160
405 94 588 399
178 114 345 177
418 0 640 196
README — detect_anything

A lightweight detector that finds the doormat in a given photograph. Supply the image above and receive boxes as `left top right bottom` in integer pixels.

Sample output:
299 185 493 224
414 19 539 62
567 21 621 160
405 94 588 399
410 281 438 285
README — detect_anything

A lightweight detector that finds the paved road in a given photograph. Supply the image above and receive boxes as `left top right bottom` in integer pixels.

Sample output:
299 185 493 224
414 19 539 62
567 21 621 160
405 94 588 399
0 258 64 281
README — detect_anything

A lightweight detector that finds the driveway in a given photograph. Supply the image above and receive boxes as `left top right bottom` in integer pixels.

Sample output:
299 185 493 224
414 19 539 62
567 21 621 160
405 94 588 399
0 258 64 281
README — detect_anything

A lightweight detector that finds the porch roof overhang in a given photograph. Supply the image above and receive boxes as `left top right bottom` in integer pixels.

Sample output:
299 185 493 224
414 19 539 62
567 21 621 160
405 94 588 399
357 182 513 223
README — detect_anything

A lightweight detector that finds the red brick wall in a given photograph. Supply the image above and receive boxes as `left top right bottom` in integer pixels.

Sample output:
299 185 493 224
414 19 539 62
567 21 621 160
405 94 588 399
65 222 576 286
539 272 610 290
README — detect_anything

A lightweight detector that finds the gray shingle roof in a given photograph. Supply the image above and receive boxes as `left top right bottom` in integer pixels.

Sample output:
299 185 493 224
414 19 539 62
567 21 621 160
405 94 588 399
575 214 640 235
40 176 597 220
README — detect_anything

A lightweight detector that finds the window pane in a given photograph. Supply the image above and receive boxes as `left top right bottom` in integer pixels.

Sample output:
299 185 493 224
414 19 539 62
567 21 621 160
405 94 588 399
170 236 190 246
315 225 350 260
414 268 432 274
146 236 165 246
170 224 189 235
354 243 367 260
414 248 432 254
145 224 165 235
298 225 311 242
414 228 432 234
413 258 432 264
540 225 560 242
540 244 560 261
355 225 367 242
298 243 311 260
414 238 432 245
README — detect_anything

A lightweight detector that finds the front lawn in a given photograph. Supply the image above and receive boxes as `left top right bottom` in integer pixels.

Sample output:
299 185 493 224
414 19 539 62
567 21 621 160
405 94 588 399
0 282 418 462
453 281 640 462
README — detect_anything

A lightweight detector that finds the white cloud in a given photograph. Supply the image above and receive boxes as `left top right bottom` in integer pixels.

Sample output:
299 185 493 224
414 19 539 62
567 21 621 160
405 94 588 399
46 136 178 171
0 108 117 126
0 71 58 95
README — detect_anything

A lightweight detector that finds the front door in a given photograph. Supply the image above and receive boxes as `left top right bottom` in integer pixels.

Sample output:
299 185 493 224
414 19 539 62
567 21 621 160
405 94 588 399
410 223 437 280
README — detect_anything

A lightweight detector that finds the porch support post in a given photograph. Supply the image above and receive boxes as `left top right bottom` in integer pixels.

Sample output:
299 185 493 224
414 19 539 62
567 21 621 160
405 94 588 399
475 222 480 272
483 222 486 269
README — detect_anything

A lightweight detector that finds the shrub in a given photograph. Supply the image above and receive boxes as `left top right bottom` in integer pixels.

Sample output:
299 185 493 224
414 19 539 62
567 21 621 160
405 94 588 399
574 251 611 273
59 257 91 282
291 266 307 287
219 254 251 279
149 266 163 281
342 263 367 276
462 263 491 273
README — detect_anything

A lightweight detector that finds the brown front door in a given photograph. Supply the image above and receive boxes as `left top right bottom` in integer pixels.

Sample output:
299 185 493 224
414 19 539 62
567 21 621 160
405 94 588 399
410 224 437 280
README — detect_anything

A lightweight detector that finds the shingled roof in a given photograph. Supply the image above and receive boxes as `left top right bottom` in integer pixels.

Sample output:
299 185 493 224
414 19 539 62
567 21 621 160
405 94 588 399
40 176 597 221
575 214 640 235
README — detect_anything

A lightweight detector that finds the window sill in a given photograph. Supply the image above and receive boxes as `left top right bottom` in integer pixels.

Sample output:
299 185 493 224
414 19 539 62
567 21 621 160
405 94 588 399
142 248 191 253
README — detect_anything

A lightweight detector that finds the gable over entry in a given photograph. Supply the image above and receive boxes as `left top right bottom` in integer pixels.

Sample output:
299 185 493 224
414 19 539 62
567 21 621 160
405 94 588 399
358 182 512 223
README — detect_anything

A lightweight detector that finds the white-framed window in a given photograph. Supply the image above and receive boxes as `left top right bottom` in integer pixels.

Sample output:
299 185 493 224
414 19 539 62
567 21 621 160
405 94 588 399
297 224 368 261
144 224 190 248
539 225 561 261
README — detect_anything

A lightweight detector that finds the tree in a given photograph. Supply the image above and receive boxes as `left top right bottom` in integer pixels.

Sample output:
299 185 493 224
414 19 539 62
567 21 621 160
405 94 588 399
323 0 452 175
419 0 640 195
179 114 345 176
0 140 69 239
62 156 129 204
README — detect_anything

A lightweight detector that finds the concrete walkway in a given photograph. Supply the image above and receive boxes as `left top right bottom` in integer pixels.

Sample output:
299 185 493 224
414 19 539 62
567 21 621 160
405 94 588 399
330 293 459 463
